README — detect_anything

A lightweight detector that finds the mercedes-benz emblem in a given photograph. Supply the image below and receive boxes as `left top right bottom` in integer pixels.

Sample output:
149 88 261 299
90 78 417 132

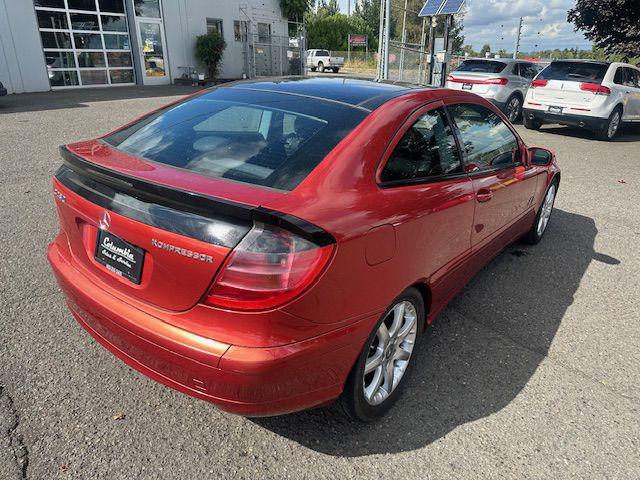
99 210 111 230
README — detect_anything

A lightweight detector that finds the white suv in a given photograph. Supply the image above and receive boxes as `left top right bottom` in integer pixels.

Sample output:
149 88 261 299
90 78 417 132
523 60 640 140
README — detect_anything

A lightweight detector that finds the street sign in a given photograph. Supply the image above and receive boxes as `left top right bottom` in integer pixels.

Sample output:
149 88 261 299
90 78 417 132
348 34 368 47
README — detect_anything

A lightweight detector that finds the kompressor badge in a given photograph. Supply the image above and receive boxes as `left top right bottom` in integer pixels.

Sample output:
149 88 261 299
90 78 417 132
151 238 213 263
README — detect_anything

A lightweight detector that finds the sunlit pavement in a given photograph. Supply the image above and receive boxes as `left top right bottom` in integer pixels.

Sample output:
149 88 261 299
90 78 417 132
1 85 638 479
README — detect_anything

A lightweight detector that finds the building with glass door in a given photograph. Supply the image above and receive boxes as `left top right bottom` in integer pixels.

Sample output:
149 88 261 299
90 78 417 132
0 0 288 94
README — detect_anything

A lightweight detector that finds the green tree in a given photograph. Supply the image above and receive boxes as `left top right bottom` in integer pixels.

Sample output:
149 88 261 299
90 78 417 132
479 43 491 57
316 0 340 17
280 0 312 21
450 15 465 53
195 31 226 79
306 13 375 51
353 0 380 38
462 44 476 57
568 0 640 59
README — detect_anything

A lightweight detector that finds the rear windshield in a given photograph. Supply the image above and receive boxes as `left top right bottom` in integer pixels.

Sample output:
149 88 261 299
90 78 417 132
103 87 366 191
456 60 506 73
537 61 609 83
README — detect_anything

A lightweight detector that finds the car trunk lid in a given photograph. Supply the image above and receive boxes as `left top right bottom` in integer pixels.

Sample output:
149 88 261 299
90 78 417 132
530 79 600 106
53 141 285 312
447 72 501 95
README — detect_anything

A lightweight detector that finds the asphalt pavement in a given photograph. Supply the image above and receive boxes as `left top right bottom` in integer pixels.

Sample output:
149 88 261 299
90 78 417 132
0 85 639 479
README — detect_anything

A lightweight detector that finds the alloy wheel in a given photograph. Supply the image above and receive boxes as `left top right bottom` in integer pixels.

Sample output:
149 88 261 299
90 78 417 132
537 184 556 237
608 111 620 139
507 97 521 122
363 300 418 406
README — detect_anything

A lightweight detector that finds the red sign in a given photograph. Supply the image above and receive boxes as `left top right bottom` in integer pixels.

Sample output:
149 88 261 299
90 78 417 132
348 34 368 47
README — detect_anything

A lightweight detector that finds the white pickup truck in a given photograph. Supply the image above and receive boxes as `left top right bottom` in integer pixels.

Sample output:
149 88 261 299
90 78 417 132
306 49 344 73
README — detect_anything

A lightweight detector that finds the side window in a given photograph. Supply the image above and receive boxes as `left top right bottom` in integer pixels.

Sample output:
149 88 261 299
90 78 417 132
614 67 625 85
521 64 538 80
630 69 640 88
449 103 519 172
381 108 462 183
624 68 639 87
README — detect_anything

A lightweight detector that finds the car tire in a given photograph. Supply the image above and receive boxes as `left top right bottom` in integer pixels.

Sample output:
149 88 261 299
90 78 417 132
596 106 622 141
340 287 425 422
505 94 523 123
523 178 559 245
523 115 542 130
333 68 340 73
310 67 317 72
318 62 325 73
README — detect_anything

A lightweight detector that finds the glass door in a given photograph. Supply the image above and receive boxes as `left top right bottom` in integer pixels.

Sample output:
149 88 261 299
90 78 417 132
133 0 169 85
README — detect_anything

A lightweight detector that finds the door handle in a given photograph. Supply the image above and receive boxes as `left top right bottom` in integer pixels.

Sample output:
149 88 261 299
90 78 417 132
476 189 493 203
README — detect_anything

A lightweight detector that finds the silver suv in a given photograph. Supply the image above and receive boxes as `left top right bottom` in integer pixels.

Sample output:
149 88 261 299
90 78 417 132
446 58 541 122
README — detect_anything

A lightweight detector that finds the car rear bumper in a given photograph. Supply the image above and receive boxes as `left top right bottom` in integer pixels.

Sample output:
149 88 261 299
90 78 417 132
48 238 373 416
523 108 608 130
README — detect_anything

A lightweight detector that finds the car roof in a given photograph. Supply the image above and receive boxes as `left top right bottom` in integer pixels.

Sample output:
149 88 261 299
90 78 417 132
221 76 429 111
549 59 611 65
462 57 531 64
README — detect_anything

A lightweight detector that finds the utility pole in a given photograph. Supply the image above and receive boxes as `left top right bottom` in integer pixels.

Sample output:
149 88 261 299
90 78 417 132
398 0 408 80
382 0 391 79
377 0 385 78
513 16 523 59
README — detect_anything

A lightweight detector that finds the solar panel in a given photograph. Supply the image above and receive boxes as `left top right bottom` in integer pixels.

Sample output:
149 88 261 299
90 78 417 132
439 0 465 14
419 0 446 16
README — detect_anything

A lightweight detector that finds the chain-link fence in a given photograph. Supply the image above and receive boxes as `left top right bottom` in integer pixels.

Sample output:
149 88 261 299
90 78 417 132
387 41 431 84
243 33 304 78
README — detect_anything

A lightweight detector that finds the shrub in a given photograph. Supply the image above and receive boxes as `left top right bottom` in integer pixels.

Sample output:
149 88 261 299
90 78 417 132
195 31 226 79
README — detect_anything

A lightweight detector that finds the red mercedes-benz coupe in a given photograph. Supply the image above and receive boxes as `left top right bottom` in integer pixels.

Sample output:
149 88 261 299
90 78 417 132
48 77 559 421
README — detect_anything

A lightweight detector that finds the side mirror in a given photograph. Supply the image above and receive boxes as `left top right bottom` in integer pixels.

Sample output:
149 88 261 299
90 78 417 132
527 147 554 167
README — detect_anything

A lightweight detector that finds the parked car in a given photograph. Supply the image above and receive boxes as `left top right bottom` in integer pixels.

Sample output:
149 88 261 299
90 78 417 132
306 49 344 73
48 78 559 421
0 81 7 96
446 58 541 122
523 60 640 140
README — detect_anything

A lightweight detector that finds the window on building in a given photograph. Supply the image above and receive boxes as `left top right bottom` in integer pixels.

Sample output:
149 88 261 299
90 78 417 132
34 0 134 88
448 103 519 172
207 18 223 37
257 23 271 43
381 108 462 183
134 0 161 18
234 20 247 41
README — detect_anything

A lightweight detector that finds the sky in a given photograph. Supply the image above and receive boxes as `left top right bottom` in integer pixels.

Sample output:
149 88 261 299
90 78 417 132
336 0 591 52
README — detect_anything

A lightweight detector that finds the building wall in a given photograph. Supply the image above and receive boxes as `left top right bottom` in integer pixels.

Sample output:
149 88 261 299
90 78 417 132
0 0 49 94
162 0 288 80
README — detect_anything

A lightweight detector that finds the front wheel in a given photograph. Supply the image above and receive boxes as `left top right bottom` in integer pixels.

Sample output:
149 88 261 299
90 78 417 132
596 107 622 141
524 179 558 245
340 288 425 422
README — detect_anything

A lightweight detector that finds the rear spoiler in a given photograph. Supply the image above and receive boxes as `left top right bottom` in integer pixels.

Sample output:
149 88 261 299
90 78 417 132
58 146 335 247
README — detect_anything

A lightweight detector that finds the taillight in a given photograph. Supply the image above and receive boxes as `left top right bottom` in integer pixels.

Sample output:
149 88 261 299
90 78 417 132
530 79 548 88
204 223 334 311
485 77 508 85
580 83 611 95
